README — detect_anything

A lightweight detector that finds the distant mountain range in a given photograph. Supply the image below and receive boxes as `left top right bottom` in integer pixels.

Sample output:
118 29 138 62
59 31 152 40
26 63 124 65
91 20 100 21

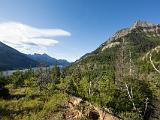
0 42 38 71
0 42 70 71
28 53 70 66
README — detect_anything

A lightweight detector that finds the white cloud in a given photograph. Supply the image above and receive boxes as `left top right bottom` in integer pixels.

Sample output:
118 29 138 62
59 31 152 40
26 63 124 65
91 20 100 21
0 22 71 54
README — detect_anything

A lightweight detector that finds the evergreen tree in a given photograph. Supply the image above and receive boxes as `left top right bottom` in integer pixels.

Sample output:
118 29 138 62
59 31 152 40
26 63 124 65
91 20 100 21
10 70 24 87
51 65 61 84
0 72 9 98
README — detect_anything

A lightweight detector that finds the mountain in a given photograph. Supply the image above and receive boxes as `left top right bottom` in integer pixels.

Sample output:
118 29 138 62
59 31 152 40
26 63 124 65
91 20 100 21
0 42 38 71
28 53 70 66
68 20 160 69
65 20 160 119
57 59 71 66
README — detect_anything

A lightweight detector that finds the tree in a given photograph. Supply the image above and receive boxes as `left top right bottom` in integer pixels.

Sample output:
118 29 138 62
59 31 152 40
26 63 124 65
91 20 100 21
10 70 24 87
51 65 61 84
67 78 79 96
0 72 6 88
149 46 160 74
37 67 51 91
115 38 137 110
72 65 82 83
114 37 154 119
0 72 9 98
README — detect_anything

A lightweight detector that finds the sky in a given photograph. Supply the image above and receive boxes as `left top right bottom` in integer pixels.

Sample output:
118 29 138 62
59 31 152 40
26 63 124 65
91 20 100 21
0 0 160 62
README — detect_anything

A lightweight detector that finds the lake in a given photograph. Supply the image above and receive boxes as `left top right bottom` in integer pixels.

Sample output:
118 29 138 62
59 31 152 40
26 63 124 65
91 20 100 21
2 65 63 76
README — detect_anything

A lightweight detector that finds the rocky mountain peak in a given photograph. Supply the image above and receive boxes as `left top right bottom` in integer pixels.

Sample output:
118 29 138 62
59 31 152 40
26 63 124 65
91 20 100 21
109 20 159 41
101 20 160 51
131 20 157 29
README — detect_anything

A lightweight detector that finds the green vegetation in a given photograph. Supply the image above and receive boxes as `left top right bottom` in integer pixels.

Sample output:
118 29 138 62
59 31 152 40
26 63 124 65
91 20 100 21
0 66 69 120
0 27 160 120
64 27 160 120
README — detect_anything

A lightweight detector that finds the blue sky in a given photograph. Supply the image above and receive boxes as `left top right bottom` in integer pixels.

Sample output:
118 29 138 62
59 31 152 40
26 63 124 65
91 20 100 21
0 0 160 62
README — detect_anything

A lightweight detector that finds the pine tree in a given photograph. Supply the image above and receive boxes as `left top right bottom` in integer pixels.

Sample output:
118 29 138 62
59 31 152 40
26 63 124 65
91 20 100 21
51 65 61 84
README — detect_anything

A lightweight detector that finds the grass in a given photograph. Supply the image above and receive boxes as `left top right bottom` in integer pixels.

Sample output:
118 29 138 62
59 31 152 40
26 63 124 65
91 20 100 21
0 84 69 120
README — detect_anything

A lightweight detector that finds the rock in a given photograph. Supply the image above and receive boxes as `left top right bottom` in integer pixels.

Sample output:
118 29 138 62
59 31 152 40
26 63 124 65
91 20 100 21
101 42 120 51
89 108 100 120
100 20 160 52
113 28 131 40
63 108 82 120
68 97 82 107
131 20 157 29
44 96 120 120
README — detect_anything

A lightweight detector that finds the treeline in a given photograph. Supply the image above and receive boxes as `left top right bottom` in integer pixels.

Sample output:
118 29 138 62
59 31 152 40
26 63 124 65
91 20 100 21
0 60 159 120
0 34 160 119
63 35 160 120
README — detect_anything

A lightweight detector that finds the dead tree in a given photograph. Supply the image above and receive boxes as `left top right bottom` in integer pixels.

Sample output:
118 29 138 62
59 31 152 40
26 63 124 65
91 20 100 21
149 52 160 74
37 67 51 91
115 38 136 110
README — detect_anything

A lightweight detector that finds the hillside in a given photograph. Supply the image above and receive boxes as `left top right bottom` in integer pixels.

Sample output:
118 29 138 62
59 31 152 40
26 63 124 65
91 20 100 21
67 20 160 73
0 20 160 120
65 20 160 120
28 53 70 66
0 42 38 71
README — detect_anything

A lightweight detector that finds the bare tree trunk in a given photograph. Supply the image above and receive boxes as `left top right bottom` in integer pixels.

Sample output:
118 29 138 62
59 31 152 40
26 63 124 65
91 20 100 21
129 50 132 76
116 38 137 110
125 83 136 110
149 53 160 74
144 97 149 116
121 38 125 78
89 81 91 95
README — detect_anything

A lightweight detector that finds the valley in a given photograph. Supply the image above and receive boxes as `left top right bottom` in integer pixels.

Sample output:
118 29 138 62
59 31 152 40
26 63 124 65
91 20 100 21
0 20 160 120
0 42 70 71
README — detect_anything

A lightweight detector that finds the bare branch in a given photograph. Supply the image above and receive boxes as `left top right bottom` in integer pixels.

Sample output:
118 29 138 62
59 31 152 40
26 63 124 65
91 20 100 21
129 50 132 76
125 83 136 110
149 53 160 74
144 97 149 116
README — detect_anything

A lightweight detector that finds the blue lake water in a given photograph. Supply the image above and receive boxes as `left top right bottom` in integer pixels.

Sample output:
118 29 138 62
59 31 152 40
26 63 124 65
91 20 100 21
2 65 63 76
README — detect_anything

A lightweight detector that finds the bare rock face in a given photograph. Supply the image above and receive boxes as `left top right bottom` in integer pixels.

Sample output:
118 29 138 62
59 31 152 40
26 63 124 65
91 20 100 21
101 42 120 51
63 108 82 120
62 97 120 120
68 97 82 107
131 20 160 36
106 28 131 43
101 20 160 51
112 20 160 41
131 20 157 29
113 28 131 40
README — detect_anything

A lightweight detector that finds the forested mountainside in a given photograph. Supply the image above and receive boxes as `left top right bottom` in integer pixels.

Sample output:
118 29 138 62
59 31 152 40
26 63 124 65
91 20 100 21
28 53 70 66
68 20 160 70
64 20 160 119
0 42 38 71
0 20 160 120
